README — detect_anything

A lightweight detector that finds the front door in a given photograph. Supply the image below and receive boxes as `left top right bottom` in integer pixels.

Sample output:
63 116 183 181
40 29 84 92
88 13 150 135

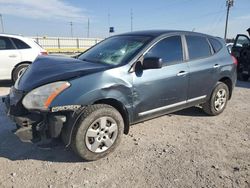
231 34 250 59
132 35 189 122
231 34 250 75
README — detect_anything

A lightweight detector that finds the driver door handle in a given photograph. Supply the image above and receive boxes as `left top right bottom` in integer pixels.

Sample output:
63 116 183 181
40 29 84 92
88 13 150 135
177 71 188 76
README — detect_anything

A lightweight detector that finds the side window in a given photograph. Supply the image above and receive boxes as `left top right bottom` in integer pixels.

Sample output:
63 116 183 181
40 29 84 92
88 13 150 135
208 38 223 53
11 38 31 49
0 37 15 50
145 36 183 65
186 35 211 60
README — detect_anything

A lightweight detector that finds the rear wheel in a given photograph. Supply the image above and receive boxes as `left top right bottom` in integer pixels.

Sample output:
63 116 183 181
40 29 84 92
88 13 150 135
12 64 29 82
72 104 124 161
202 82 229 116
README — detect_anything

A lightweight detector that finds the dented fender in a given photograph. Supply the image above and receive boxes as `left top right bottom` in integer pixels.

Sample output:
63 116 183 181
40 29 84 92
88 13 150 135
50 64 135 122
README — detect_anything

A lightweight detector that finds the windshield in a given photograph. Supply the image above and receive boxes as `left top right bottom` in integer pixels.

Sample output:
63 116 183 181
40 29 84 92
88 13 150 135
78 35 151 66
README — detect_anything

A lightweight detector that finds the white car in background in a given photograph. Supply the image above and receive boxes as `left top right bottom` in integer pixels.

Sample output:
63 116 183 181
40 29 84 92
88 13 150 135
0 34 47 82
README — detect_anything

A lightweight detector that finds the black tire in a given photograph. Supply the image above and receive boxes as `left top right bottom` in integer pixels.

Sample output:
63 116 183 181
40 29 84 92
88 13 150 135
71 104 124 161
12 64 29 82
202 82 229 116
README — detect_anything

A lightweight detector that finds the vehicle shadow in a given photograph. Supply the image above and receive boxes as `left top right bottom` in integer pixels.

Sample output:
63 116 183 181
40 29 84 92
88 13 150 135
236 80 250 89
172 106 208 117
0 97 83 163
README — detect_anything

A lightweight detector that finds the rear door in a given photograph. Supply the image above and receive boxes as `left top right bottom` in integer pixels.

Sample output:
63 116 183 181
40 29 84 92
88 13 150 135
185 35 218 102
133 35 189 121
0 36 21 80
10 37 38 62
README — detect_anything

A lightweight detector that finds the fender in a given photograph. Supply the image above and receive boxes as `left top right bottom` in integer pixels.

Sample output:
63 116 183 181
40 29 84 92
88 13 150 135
61 107 86 147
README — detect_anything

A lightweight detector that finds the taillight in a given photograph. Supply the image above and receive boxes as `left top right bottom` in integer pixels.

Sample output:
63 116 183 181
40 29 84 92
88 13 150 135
231 55 238 66
40 51 48 55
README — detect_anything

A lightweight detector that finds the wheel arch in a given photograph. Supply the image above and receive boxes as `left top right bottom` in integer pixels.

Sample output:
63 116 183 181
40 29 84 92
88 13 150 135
218 77 233 100
94 98 130 135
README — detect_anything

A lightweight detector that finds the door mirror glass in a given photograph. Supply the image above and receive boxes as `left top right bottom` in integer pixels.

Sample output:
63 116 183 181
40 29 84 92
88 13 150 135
142 57 163 70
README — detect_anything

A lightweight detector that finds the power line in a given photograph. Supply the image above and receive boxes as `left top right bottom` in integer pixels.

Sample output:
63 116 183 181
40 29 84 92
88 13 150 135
210 11 226 35
208 0 226 34
160 10 225 27
224 0 234 40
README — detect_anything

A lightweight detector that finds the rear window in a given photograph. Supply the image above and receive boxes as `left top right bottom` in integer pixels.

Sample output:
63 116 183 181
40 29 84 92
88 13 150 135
186 35 211 60
11 38 31 49
0 37 15 50
209 38 222 53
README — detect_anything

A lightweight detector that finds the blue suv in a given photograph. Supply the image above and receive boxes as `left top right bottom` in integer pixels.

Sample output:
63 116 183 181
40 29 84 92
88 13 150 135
4 30 237 160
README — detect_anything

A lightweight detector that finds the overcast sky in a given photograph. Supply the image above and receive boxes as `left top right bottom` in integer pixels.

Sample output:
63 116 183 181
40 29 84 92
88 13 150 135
0 0 249 38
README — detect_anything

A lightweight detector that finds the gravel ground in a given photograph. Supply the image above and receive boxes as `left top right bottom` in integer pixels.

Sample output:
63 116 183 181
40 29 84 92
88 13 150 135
0 80 249 188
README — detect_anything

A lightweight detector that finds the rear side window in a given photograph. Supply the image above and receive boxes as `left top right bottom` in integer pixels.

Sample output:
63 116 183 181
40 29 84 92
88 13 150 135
209 38 222 53
0 37 15 50
145 36 183 65
11 38 31 49
186 35 211 60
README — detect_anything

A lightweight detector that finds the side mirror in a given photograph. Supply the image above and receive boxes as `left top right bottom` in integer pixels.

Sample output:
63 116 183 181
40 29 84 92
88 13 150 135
142 57 163 70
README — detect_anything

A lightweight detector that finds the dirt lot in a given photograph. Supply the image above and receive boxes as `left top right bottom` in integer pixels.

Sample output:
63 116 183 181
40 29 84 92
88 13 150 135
0 81 249 188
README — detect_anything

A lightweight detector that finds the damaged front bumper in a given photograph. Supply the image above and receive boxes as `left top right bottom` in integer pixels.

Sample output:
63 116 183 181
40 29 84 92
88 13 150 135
2 88 77 143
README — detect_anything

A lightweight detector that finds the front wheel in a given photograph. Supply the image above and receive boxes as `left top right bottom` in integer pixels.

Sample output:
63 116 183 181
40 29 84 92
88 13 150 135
202 82 229 116
72 104 124 161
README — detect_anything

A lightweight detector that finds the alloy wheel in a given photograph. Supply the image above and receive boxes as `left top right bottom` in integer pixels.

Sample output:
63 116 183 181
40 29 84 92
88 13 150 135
85 116 118 153
214 89 227 111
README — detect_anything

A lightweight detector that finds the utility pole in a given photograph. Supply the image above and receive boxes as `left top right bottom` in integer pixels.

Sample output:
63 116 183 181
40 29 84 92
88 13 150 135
130 9 133 32
224 0 234 41
0 14 4 33
70 21 73 37
87 18 90 38
108 12 110 36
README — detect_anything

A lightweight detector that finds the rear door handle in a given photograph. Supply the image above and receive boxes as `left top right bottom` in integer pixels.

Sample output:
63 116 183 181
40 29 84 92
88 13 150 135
177 71 188 76
9 54 17 58
213 64 220 68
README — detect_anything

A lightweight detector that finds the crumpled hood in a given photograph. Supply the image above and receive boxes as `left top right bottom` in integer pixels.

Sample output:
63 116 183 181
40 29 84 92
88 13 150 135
17 56 109 91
